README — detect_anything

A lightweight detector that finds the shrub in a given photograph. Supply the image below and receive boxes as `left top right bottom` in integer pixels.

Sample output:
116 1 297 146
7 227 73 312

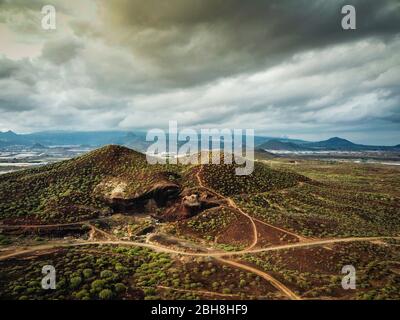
114 283 127 294
100 270 113 279
91 279 106 292
222 288 231 294
115 264 127 273
83 269 93 279
75 289 89 300
143 287 156 295
99 289 113 300
70 276 82 289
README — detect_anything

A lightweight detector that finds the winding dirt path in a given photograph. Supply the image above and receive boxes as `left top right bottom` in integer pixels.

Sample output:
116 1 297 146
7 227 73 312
252 217 308 242
194 165 309 246
195 165 258 250
2 166 398 300
216 258 300 300
2 235 400 299
0 221 90 229
87 223 118 241
3 236 399 261
0 217 113 229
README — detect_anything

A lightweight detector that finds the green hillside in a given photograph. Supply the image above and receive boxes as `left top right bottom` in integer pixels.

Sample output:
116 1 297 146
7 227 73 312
0 145 182 223
0 145 308 223
201 162 308 196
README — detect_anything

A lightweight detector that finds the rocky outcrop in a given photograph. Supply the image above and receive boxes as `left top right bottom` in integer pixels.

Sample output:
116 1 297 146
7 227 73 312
182 194 201 207
157 190 222 221
96 178 221 221
106 181 180 214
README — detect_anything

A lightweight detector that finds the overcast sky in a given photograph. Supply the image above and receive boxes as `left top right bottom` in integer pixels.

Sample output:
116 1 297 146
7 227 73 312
0 0 399 145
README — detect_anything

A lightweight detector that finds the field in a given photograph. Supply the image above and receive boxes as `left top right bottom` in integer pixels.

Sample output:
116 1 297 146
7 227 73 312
0 146 399 300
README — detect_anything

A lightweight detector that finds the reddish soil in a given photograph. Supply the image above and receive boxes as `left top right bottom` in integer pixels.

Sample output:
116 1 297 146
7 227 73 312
216 214 253 247
254 220 299 247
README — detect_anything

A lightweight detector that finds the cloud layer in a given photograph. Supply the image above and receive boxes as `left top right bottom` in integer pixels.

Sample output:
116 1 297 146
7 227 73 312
0 0 399 144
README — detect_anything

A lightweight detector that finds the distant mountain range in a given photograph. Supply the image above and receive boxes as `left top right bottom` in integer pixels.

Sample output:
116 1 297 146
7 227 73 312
0 130 399 152
0 130 149 151
257 140 313 151
258 137 400 152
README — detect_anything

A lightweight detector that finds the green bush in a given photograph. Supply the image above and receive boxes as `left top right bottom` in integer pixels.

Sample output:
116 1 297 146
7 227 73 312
100 270 113 279
70 276 82 289
83 268 93 279
91 279 106 292
114 283 127 293
99 289 113 300
75 289 89 300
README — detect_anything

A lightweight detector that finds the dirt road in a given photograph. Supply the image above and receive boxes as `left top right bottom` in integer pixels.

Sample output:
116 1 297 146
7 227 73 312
2 235 399 300
196 165 258 250
216 258 301 300
2 165 398 300
3 236 399 261
195 165 309 247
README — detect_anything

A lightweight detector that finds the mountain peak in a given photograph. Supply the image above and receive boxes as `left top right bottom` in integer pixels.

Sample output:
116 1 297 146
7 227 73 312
259 139 310 151
93 144 138 156
1 130 17 136
86 144 144 162
323 137 355 145
327 137 350 142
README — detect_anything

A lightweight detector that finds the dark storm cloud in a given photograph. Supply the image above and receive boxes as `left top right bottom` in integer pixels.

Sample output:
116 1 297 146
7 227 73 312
96 0 400 87
0 58 38 112
0 0 399 144
0 58 18 78
41 38 83 64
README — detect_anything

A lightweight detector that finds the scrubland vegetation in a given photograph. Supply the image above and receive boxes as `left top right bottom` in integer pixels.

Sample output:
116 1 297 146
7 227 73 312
242 241 400 299
0 246 274 300
201 162 307 196
227 160 400 238
0 146 183 223
1 146 400 300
